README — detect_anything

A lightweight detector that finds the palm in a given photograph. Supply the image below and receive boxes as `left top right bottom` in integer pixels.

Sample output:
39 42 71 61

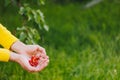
17 54 49 72
17 54 32 71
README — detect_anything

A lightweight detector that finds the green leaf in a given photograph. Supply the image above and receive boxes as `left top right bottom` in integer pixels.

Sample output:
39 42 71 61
43 24 49 31
19 32 27 41
40 0 45 5
19 7 25 15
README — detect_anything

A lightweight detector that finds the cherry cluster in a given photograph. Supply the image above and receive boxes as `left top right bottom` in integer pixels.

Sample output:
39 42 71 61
29 55 41 67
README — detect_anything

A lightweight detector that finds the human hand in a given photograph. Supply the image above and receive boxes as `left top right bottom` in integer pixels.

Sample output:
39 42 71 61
10 41 49 72
11 41 48 58
10 52 49 72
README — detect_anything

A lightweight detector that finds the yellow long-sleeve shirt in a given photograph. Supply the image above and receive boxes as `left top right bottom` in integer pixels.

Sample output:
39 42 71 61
0 24 18 62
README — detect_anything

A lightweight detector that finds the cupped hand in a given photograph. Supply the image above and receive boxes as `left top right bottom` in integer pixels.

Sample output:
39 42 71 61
10 41 49 72
10 52 49 72
11 41 48 59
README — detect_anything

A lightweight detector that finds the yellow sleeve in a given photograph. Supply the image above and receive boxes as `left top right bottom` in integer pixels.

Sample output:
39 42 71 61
0 24 18 49
0 48 10 62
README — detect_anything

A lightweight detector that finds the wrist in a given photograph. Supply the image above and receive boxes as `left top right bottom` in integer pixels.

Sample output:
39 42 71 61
9 52 20 62
10 40 27 53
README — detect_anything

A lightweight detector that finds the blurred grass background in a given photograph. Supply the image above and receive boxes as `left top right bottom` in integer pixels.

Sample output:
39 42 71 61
0 0 120 80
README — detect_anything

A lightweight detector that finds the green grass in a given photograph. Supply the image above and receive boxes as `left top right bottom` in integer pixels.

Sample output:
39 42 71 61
0 0 120 80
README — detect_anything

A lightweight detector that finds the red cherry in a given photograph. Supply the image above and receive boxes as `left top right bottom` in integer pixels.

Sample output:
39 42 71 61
29 55 40 67
29 60 35 66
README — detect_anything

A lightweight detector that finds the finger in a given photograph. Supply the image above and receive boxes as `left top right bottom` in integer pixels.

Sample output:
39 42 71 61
39 53 49 59
36 45 46 55
38 57 48 64
35 50 48 60
37 58 49 69
35 60 49 72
